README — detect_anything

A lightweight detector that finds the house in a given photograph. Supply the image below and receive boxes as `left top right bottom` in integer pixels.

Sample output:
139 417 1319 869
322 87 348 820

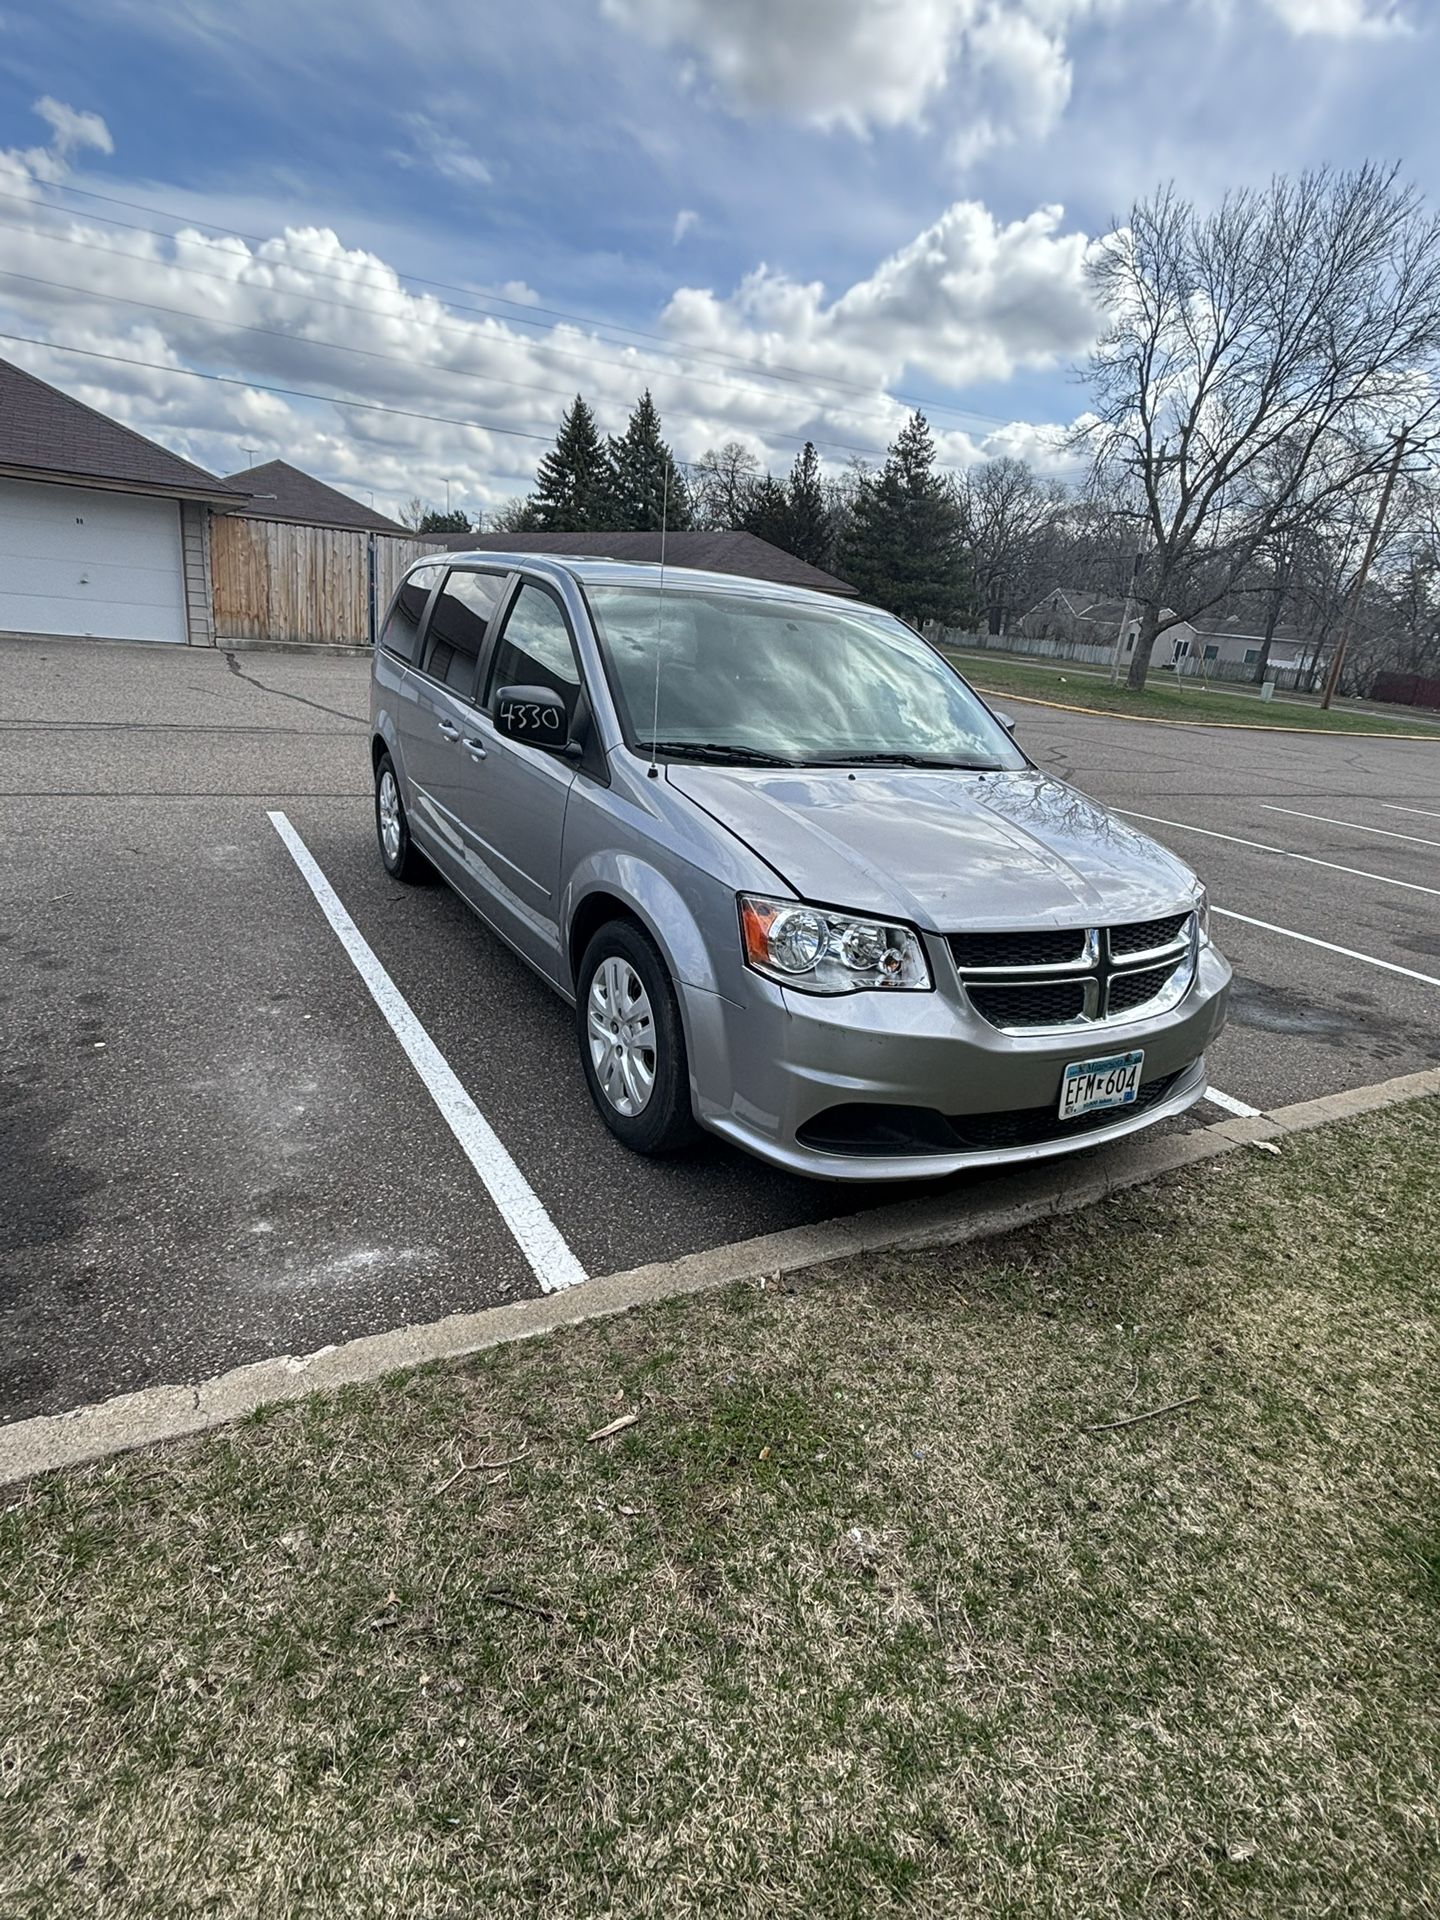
219 459 408 535
0 354 247 645
430 529 856 596
1020 586 1198 666
1188 616 1307 677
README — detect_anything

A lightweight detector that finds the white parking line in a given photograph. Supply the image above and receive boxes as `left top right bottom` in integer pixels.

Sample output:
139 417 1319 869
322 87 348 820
1202 1087 1260 1118
1120 810 1440 899
1262 804 1440 849
267 811 587 1294
1384 804 1440 822
1212 906 1440 988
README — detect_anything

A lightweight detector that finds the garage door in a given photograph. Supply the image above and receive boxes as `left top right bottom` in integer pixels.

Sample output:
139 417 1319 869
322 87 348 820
0 477 188 644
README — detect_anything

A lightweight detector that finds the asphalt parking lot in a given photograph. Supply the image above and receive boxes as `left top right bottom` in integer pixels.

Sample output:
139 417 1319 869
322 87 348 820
3 635 1438 1424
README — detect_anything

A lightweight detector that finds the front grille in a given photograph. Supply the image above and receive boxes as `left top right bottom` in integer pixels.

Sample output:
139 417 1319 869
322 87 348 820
796 1069 1188 1157
1106 962 1179 1017
967 980 1088 1028
1109 912 1190 957
948 927 1087 970
951 909 1195 1031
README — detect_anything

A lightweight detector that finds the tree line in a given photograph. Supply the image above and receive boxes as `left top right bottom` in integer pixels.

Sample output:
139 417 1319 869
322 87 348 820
401 161 1440 698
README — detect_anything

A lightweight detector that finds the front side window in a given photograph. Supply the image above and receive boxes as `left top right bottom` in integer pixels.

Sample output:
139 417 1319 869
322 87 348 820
485 583 582 726
586 587 1025 771
379 562 444 663
420 569 506 699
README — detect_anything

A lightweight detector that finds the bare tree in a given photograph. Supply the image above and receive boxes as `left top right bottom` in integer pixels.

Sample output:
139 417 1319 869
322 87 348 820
955 457 1064 633
396 493 427 532
691 441 761 529
1082 165 1440 689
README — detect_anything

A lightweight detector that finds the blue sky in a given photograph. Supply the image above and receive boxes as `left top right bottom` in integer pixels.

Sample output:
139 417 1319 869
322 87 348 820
0 0 1433 517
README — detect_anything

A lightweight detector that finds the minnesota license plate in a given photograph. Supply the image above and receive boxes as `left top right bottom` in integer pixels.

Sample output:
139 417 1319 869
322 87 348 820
1059 1049 1144 1121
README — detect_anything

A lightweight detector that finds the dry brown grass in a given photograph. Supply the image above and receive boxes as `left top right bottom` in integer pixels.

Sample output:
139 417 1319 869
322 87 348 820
3 1102 1439 1918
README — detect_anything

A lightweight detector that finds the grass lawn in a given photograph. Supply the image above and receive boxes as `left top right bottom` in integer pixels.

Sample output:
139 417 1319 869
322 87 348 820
943 651 1436 736
4 1102 1439 1919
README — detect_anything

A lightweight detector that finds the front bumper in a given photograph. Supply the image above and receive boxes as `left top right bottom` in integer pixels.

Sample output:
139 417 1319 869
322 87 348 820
682 940 1232 1182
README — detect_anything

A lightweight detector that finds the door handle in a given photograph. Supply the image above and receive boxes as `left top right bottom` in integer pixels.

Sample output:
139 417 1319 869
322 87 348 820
436 719 460 738
462 735 488 759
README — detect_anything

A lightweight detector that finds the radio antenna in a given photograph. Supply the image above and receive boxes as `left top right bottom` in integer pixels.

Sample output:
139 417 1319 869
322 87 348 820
647 465 669 779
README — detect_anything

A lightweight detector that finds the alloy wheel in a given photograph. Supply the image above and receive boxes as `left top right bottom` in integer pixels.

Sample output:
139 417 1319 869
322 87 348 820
586 956 657 1117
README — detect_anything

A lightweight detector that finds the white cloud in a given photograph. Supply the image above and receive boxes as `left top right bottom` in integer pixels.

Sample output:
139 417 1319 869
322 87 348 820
33 96 115 159
672 207 699 243
3 94 115 186
0 109 1097 514
1260 0 1409 33
600 0 1122 157
389 113 492 187
663 199 1101 392
498 279 542 305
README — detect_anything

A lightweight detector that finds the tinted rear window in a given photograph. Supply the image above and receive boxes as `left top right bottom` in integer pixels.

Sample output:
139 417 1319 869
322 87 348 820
378 562 444 663
420 570 507 699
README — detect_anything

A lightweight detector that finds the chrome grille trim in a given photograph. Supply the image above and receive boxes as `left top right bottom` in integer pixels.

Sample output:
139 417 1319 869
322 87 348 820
950 912 1198 1034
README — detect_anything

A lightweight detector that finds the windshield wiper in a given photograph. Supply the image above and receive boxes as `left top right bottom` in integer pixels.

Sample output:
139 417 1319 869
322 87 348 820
806 752 999 770
641 740 803 767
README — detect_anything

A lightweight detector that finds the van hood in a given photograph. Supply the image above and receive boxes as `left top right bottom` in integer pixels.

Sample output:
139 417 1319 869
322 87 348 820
667 765 1199 931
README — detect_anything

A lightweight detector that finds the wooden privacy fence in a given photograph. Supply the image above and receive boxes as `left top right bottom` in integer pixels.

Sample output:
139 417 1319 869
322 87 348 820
211 516 443 647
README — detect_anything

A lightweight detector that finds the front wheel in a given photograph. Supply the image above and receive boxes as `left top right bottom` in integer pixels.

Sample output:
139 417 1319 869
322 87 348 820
577 920 700 1155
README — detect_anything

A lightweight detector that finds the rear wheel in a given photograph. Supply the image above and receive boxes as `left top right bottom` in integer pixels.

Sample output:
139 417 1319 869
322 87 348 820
577 920 700 1155
374 752 424 881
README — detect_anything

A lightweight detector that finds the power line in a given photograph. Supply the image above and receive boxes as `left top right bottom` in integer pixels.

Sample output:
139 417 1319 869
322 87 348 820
2 179 1016 434
0 328 847 484
0 262 907 464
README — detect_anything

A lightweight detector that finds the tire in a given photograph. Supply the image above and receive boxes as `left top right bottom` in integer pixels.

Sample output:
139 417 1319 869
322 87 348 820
374 751 425 882
577 919 700 1155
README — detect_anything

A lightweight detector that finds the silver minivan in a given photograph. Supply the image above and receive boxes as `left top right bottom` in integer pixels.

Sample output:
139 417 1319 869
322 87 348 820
370 553 1231 1181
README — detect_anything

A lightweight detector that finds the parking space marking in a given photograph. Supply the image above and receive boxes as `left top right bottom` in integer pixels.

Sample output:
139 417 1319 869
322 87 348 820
1212 906 1440 989
1202 1087 1260 1118
1261 804 1440 849
267 810 587 1295
1119 810 1440 900
1384 804 1440 822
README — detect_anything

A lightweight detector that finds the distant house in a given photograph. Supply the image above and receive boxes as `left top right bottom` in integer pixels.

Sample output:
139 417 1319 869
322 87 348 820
219 459 408 536
1188 616 1307 677
0 353 247 645
430 529 856 597
1020 586 1198 667
1021 585 1310 677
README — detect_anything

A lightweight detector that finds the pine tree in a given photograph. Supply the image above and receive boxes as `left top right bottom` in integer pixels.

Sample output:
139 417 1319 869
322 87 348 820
739 474 792 551
531 394 608 532
838 411 968 625
603 390 693 531
784 441 830 566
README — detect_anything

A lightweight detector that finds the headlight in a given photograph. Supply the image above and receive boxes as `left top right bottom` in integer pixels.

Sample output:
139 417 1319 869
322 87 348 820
1194 889 1210 943
738 895 931 994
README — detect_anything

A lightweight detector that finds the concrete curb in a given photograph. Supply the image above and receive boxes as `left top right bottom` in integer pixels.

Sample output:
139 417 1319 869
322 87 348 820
3 1067 1436 1487
961 679 1440 740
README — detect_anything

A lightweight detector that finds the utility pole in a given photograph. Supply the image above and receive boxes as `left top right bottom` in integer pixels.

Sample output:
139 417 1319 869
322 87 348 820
1109 544 1144 686
1320 426 1408 711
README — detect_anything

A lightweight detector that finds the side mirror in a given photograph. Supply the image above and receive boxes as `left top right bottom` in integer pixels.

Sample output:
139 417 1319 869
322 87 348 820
493 684 576 755
993 708 1017 735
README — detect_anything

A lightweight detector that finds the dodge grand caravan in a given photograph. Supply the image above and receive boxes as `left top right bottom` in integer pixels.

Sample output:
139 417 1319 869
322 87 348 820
370 553 1231 1181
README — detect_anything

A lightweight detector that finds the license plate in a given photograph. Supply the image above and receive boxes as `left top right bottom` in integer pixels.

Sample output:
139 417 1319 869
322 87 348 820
1059 1049 1144 1121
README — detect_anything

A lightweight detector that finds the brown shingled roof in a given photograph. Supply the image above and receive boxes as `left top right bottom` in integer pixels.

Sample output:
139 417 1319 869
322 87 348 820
430 529 855 595
220 459 409 534
0 355 245 501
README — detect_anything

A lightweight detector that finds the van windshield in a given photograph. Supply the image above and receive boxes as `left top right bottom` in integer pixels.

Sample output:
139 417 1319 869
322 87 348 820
586 587 1025 771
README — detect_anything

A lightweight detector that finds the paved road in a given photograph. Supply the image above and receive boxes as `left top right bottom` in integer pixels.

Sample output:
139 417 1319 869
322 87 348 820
3 637 1437 1422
